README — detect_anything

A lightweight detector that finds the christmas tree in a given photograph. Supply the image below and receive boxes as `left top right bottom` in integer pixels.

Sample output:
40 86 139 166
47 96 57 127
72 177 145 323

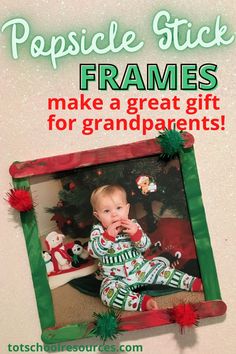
46 155 188 238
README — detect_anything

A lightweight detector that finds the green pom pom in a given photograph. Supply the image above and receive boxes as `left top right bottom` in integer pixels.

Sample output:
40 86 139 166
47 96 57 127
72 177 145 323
91 309 121 342
158 129 185 159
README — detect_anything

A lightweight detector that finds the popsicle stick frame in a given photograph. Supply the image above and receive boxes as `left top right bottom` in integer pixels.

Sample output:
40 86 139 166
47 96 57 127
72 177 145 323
9 132 226 344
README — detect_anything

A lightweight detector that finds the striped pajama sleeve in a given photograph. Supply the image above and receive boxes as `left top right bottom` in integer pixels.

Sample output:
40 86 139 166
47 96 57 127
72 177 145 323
87 225 114 258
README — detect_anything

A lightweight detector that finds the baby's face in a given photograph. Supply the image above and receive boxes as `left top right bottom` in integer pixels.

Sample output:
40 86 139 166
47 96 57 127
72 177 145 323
94 191 130 228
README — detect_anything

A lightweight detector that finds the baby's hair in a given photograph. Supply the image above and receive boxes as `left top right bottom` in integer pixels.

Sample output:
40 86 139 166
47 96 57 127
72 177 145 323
90 185 127 211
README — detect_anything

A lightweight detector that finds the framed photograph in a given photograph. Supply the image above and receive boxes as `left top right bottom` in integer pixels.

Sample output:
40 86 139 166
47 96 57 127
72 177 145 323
9 132 226 344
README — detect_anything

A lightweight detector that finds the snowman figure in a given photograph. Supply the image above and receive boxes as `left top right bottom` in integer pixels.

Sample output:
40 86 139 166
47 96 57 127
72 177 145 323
45 231 72 272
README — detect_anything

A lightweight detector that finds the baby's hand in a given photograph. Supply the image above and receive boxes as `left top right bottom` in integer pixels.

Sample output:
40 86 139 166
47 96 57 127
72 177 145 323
106 221 122 239
121 219 138 236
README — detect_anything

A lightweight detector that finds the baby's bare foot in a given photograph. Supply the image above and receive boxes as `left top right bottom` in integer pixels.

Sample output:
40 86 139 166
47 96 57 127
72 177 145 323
146 298 158 310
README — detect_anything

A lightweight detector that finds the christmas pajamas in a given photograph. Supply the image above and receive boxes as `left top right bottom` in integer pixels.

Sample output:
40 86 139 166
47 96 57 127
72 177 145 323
88 220 200 311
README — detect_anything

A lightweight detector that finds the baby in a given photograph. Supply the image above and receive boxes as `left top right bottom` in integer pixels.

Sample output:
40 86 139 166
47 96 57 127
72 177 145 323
88 185 202 312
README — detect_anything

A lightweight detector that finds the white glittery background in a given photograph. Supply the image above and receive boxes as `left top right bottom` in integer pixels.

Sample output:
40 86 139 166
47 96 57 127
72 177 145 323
0 1 236 353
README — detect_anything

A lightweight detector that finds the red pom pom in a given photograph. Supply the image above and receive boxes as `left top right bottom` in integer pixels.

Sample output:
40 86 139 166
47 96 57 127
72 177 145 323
171 303 198 331
7 188 33 212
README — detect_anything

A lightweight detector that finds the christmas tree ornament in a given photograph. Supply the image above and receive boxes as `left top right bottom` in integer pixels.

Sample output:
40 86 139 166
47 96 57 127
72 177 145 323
69 182 76 190
171 303 198 332
136 175 157 195
57 200 64 207
6 188 33 212
50 214 66 229
91 309 122 342
158 129 185 159
96 169 103 176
